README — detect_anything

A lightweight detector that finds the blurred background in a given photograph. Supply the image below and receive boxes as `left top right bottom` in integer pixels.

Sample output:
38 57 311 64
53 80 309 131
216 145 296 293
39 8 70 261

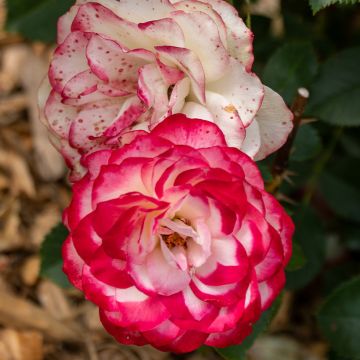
0 0 359 359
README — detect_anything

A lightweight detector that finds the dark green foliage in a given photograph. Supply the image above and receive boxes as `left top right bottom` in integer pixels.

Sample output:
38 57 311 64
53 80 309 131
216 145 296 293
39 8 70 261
263 42 318 104
309 0 360 14
6 0 74 42
307 47 360 126
286 207 326 290
318 276 360 359
291 125 322 162
40 223 70 288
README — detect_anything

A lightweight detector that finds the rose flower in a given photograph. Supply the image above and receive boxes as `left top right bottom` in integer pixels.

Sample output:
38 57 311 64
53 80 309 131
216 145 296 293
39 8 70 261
63 115 293 353
39 0 293 181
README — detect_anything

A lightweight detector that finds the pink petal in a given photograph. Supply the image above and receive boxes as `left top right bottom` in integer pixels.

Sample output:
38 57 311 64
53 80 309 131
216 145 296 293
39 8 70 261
157 329 209 353
254 86 294 161
156 58 185 85
103 96 146 138
137 64 169 126
240 119 261 158
62 69 99 99
205 91 246 148
154 155 209 198
255 230 284 282
144 247 191 296
151 114 227 148
205 293 249 333
196 237 250 286
100 310 148 346
175 193 210 223
62 235 84 290
81 150 112 179
168 77 191 113
44 90 76 139
102 287 170 331
182 101 214 122
258 269 285 310
49 31 91 93
94 203 150 260
161 287 219 331
81 264 118 311
156 45 206 103
205 197 237 237
108 135 173 165
90 0 175 23
170 10 230 81
92 159 150 205
190 276 245 306
262 192 294 265
235 207 273 265
72 3 147 50
142 320 183 347
139 18 185 47
57 4 79 44
65 174 93 230
68 102 121 152
71 214 101 263
220 147 264 189
86 34 147 93
90 247 133 289
207 58 264 127
204 0 254 70
197 147 245 180
205 319 252 347
173 0 228 48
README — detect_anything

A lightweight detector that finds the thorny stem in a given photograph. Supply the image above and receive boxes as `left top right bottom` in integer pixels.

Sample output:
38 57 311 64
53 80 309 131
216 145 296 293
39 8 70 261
302 126 343 206
267 88 310 194
245 0 251 29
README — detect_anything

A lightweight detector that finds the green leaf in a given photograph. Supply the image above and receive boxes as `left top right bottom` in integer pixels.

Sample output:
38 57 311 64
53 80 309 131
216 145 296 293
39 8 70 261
307 47 360 126
318 276 360 359
340 132 360 159
286 207 326 290
309 0 360 14
40 222 70 288
263 42 318 104
291 124 322 162
216 297 282 360
6 0 74 42
319 172 360 223
286 242 307 271
345 226 360 252
257 162 273 183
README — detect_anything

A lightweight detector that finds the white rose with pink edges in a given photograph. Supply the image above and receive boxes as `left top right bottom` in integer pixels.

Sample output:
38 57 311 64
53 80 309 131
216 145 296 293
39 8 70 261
39 0 293 181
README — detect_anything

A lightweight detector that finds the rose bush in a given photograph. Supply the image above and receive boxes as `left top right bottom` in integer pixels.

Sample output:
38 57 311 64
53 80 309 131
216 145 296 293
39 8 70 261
63 114 293 353
39 0 293 181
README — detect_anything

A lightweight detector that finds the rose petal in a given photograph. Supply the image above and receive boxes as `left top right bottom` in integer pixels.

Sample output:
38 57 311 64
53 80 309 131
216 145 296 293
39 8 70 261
254 86 294 161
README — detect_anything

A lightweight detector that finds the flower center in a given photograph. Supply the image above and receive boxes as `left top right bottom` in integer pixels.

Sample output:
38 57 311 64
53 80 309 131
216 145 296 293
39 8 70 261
163 232 188 250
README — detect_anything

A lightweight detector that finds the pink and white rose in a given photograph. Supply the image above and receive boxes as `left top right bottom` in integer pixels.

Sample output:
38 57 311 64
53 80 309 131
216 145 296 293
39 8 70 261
40 0 293 181
63 114 293 353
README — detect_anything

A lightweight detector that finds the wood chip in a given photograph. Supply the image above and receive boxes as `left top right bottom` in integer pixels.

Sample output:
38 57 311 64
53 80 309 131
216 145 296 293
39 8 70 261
0 290 81 342
0 150 35 198
0 45 30 93
20 47 65 181
0 94 28 117
37 280 72 321
30 205 61 247
21 256 40 286
0 329 44 360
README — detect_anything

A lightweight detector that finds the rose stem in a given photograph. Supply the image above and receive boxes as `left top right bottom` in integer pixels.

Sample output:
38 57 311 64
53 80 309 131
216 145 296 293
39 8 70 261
245 0 252 29
267 88 310 194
